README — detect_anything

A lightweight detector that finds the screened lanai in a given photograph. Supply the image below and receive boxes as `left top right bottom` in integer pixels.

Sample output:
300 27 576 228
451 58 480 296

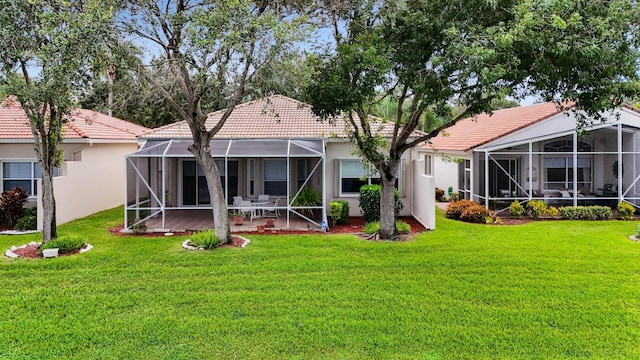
463 118 640 211
125 138 327 231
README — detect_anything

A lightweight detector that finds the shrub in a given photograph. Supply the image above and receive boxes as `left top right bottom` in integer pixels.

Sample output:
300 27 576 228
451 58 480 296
0 187 28 227
189 230 220 249
449 192 460 202
508 200 526 218
130 219 147 234
292 187 322 216
358 185 402 224
395 220 411 234
558 206 612 220
363 222 380 235
14 215 36 231
617 202 635 220
527 200 547 219
40 235 86 254
546 206 559 217
329 201 343 227
435 188 445 202
460 203 492 223
335 200 350 224
21 207 37 218
445 199 475 220
635 223 640 238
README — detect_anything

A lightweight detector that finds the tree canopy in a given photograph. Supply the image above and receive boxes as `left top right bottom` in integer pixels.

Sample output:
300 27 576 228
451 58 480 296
0 0 118 242
305 0 640 238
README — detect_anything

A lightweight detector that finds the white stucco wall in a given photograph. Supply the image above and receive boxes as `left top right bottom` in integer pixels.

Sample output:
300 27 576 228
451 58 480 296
325 141 413 216
412 159 436 229
37 142 139 228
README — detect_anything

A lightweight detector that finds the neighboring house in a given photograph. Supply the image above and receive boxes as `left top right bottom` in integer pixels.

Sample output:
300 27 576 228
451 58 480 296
125 95 435 231
0 98 150 228
420 102 640 210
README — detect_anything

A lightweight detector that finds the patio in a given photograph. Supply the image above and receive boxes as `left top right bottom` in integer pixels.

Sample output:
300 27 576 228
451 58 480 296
142 209 317 232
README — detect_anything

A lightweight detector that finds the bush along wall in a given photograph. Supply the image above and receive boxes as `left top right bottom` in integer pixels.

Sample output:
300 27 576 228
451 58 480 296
558 206 612 220
359 185 402 223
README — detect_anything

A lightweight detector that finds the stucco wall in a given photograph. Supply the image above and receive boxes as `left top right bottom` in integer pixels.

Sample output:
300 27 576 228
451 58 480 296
37 142 139 228
325 141 413 216
412 159 436 230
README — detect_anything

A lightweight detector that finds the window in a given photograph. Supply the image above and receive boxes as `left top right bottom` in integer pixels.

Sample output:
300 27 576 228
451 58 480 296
338 159 403 197
263 159 287 195
2 161 58 197
424 155 433 176
247 159 255 197
543 140 592 190
543 157 592 190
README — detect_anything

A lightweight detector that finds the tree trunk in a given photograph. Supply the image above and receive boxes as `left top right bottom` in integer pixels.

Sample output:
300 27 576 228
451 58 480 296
379 163 399 240
40 158 57 244
189 136 231 244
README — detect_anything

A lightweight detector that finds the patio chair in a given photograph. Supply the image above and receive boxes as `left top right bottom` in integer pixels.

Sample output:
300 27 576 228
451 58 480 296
262 197 281 218
258 194 270 202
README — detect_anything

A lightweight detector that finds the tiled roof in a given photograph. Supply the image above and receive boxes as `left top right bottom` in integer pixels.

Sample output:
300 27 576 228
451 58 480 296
142 95 423 140
424 102 570 152
0 97 149 141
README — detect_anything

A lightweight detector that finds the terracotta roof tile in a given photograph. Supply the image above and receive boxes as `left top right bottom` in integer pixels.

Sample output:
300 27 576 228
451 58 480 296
424 102 570 152
0 98 149 141
143 95 423 140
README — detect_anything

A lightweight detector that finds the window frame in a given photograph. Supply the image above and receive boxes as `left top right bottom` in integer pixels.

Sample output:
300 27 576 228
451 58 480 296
338 159 401 197
262 158 287 196
1 160 58 197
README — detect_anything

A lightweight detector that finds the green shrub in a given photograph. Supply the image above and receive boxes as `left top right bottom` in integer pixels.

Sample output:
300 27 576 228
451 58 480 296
292 187 322 216
546 206 559 217
189 230 220 249
21 207 37 218
445 199 476 220
329 201 343 226
363 222 380 235
449 192 460 202
635 223 640 237
435 188 445 202
358 185 402 224
527 199 547 219
14 215 36 231
617 202 635 220
509 200 526 218
395 220 411 234
460 203 492 223
40 235 86 254
335 200 350 224
558 206 612 220
130 219 147 234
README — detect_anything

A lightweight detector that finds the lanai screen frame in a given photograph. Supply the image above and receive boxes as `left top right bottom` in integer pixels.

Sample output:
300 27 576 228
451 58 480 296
124 138 327 230
470 120 640 211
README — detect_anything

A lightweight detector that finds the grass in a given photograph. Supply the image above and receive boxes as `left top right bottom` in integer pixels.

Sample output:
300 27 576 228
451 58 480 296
1 207 639 359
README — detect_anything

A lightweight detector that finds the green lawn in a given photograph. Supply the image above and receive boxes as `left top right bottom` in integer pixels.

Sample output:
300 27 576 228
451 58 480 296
1 207 639 359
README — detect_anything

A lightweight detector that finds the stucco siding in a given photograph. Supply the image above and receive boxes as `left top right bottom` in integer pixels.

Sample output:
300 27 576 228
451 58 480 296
38 143 139 228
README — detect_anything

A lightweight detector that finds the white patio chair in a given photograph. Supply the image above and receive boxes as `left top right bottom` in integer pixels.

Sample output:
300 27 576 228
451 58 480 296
258 194 270 202
262 197 281 218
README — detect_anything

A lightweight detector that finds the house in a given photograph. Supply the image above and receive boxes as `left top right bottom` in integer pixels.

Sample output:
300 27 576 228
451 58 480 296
420 102 640 210
0 98 150 228
125 95 435 231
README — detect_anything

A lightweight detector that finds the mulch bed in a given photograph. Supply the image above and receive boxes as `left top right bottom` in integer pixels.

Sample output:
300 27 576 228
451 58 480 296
108 216 426 237
12 244 86 259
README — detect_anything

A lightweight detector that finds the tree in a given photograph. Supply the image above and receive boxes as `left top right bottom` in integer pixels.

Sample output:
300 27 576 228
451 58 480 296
306 0 640 239
120 0 315 243
0 0 117 243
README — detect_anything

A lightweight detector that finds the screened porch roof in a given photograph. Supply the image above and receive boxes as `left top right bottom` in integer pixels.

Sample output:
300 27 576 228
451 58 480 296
128 138 325 158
